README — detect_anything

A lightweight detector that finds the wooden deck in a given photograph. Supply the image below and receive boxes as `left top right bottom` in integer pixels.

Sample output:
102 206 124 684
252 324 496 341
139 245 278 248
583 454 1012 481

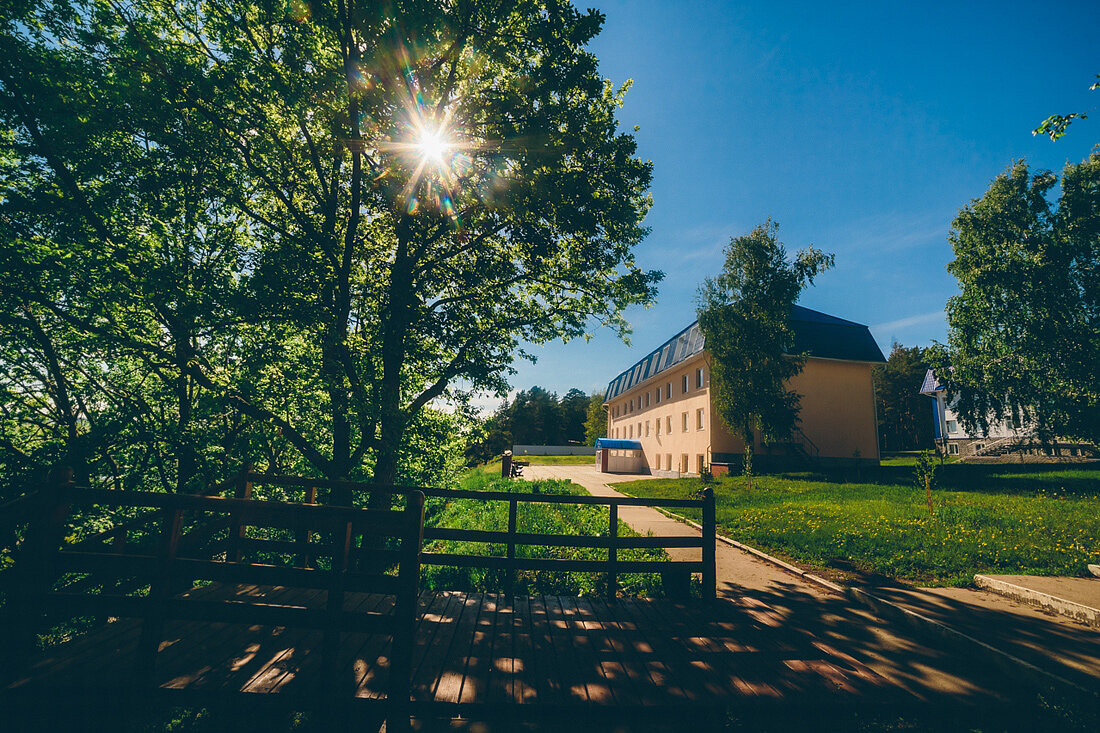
6 583 892 719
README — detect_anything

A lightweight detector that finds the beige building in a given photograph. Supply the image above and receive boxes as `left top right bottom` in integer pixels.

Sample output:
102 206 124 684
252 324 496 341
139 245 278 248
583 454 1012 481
600 306 886 475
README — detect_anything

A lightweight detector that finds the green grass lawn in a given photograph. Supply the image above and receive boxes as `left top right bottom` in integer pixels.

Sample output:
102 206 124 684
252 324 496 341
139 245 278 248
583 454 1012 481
419 467 670 597
615 462 1100 586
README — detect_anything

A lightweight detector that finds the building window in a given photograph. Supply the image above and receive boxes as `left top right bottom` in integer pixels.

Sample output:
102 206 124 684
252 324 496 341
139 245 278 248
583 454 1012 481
974 443 985 453
645 421 651 437
682 412 688 432
665 454 672 471
666 416 672 433
656 388 661 404
697 455 704 473
682 374 689 394
628 424 633 438
630 399 634 412
946 420 958 434
656 420 661 436
637 422 642 437
680 454 688 473
696 367 704 389
947 443 959 455
666 383 672 400
697 408 705 430
645 392 650 408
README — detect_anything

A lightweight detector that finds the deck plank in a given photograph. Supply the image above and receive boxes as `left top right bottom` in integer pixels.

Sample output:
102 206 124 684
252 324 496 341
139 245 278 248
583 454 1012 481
7 587 902 715
527 595 564 705
510 594 534 704
586 597 663 707
571 596 641 707
253 590 388 697
614 598 692 704
458 592 498 705
551 595 614 704
486 594 517 705
626 598 727 702
431 592 483 705
351 593 398 699
405 590 454 701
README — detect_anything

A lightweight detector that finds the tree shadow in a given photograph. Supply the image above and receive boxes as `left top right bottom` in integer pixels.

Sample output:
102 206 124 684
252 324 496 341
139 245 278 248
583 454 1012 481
772 461 1100 497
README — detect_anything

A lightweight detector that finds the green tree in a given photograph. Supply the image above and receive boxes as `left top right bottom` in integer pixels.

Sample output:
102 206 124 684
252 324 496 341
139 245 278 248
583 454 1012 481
583 392 608 446
873 343 935 452
0 0 660 503
696 221 833 475
559 388 590 444
927 156 1100 446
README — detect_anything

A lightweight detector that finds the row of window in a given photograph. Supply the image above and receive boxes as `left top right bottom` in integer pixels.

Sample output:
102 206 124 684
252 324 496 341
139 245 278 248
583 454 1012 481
611 367 706 419
651 453 705 473
610 409 705 439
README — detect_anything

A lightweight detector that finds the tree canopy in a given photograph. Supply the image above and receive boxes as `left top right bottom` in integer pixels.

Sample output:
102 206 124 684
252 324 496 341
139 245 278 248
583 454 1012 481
0 0 659 501
873 343 935 453
583 392 607 447
463 386 593 465
927 155 1100 446
696 220 833 457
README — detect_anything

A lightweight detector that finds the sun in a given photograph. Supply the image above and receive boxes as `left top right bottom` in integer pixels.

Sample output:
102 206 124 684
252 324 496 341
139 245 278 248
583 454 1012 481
415 128 450 164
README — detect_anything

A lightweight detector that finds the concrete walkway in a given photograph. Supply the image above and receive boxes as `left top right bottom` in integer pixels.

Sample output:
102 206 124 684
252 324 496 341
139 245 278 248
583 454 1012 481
523 465 1100 719
525 464 834 598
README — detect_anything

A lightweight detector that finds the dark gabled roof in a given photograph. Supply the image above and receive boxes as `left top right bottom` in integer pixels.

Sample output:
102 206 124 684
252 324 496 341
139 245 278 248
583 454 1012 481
604 305 886 402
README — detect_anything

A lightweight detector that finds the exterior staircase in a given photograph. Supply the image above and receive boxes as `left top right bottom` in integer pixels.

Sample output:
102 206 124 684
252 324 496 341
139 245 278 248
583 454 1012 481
772 427 820 468
973 435 1027 457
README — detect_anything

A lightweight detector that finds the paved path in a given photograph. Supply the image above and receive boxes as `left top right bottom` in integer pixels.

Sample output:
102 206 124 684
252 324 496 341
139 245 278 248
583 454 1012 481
523 465 1099 719
525 465 833 598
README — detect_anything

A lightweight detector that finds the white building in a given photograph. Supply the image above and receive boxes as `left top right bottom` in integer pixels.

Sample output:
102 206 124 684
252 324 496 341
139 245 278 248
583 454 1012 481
919 369 1093 458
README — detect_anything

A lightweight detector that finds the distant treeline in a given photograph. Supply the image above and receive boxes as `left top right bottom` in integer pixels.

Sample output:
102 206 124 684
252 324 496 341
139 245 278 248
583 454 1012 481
465 387 604 466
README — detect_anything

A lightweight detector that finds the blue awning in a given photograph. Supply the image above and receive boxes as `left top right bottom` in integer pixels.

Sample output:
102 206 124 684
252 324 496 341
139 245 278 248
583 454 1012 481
595 439 643 450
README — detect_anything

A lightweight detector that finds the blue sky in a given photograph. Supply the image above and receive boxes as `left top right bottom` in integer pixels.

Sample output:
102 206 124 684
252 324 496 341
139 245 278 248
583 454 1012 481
483 0 1099 408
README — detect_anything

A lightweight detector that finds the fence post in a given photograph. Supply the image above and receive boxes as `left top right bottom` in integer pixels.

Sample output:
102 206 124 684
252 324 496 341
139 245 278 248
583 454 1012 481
138 505 183 684
606 503 618 601
323 518 354 700
505 497 518 596
6 467 73 671
389 491 425 733
702 487 716 600
227 463 253 562
296 485 317 567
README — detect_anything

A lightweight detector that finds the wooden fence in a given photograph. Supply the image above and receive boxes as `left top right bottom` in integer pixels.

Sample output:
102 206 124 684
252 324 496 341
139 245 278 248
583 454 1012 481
226 472 716 601
1 467 717 714
1 469 424 709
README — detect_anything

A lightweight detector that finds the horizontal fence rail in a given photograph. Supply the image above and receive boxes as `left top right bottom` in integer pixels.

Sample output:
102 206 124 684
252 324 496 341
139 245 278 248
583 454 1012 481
1 470 425 714
238 472 717 601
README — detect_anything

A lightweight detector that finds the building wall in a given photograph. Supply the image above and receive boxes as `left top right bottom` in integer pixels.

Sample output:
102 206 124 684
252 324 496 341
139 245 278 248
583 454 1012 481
936 394 1017 441
605 352 880 472
787 359 880 461
606 352 714 474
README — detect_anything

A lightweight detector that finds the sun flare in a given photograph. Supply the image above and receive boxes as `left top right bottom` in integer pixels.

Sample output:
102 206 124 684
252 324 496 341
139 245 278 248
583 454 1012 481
415 128 450 164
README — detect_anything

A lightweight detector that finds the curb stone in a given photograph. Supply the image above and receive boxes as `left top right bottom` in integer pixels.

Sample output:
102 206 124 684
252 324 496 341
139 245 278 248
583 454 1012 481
643 504 844 594
974 574 1100 629
1088 564 1100 579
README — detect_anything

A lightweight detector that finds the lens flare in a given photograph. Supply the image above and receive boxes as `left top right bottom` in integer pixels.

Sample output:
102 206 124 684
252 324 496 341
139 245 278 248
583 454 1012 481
416 128 450 164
